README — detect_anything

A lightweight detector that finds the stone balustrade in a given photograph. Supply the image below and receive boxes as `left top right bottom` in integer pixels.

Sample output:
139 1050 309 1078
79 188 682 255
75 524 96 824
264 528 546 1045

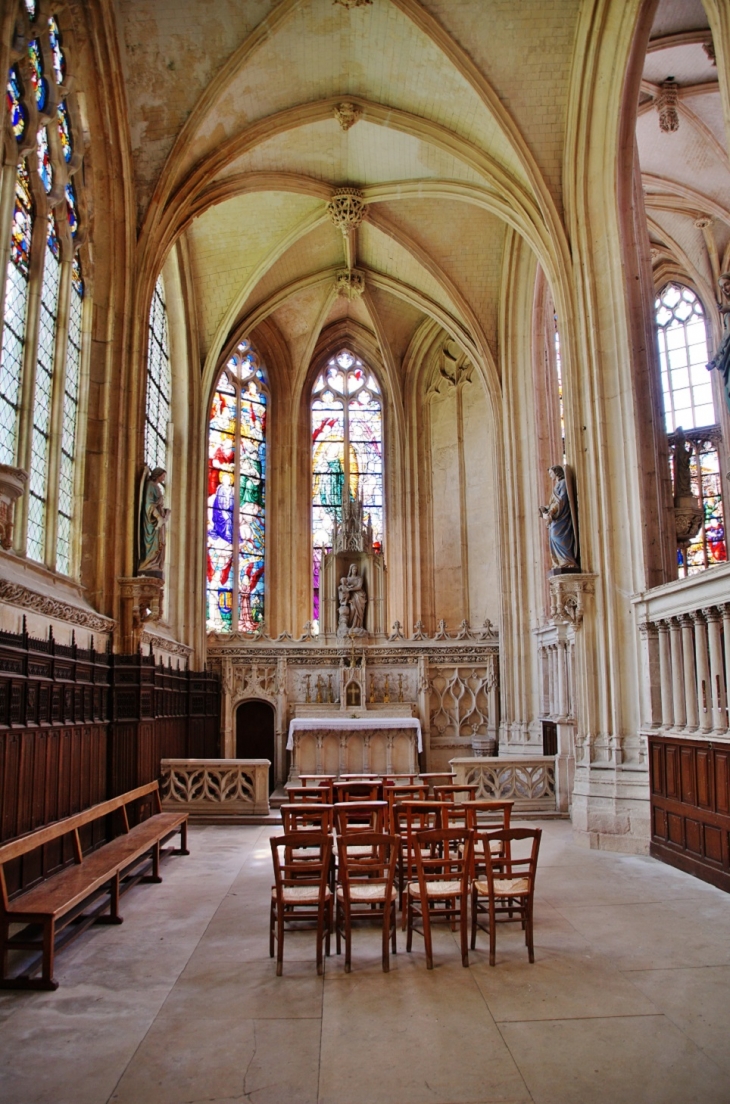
449 756 557 813
633 562 730 741
160 758 271 817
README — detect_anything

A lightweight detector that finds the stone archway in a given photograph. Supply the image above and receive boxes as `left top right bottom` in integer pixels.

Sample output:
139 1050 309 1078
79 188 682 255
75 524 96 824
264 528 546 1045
235 699 276 794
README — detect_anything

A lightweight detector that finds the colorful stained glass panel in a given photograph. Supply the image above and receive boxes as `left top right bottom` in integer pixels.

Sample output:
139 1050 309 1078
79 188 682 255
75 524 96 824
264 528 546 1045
65 179 79 237
28 39 48 111
37 127 53 193
57 101 72 161
48 16 65 85
7 67 26 141
10 162 33 276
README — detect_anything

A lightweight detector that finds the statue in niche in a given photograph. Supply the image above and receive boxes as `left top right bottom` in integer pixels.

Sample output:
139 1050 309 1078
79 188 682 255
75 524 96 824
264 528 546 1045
138 467 170 578
708 271 730 413
337 563 367 633
539 465 579 572
672 427 694 500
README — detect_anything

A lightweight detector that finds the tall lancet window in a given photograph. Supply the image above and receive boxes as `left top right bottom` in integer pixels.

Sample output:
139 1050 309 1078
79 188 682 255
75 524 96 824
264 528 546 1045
206 340 267 634
144 276 171 471
311 350 383 633
655 282 726 572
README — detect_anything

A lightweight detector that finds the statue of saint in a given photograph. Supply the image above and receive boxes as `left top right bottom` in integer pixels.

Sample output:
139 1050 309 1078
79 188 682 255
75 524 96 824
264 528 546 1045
539 465 579 571
338 563 367 631
672 427 693 501
708 271 730 413
138 467 170 578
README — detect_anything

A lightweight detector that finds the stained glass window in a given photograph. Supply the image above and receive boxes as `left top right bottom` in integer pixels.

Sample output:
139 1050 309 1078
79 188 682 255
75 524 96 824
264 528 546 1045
24 0 37 19
27 218 61 563
57 102 72 161
144 277 171 471
0 165 33 467
37 127 53 193
57 260 83 575
6 67 26 141
655 283 715 431
27 39 47 112
48 16 65 85
206 340 267 634
311 350 383 632
656 284 726 574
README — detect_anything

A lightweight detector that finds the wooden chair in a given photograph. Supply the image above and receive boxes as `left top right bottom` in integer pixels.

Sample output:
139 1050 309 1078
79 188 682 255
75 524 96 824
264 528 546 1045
270 832 333 976
333 801 389 835
333 780 383 802
419 772 455 795
285 785 333 804
406 827 473 969
383 784 428 831
392 800 451 917
471 827 542 966
335 831 399 972
382 774 419 785
460 800 514 875
280 803 334 834
432 783 479 803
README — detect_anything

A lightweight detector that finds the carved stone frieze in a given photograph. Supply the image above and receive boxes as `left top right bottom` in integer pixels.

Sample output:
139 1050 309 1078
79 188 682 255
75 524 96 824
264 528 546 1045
140 631 193 659
0 577 114 633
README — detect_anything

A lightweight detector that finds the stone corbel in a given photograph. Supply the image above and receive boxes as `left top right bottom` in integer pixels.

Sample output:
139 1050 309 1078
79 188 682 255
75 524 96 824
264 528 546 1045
548 573 596 628
0 465 28 549
118 576 164 650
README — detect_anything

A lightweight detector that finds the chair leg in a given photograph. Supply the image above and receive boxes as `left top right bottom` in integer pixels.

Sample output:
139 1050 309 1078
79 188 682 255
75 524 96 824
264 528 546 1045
470 884 478 950
526 901 535 964
276 906 285 977
344 902 351 973
335 898 342 955
406 893 414 952
325 898 332 957
316 903 324 976
460 894 469 967
391 900 397 954
381 906 390 973
488 897 496 967
422 901 434 970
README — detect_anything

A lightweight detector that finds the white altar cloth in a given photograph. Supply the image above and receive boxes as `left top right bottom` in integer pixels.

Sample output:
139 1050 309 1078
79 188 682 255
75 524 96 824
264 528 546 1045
287 716 422 752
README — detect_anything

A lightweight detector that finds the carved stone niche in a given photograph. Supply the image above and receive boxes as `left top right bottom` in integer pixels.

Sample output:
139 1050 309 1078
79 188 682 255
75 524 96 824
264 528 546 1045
321 551 386 637
118 576 164 650
0 465 28 549
548 573 596 628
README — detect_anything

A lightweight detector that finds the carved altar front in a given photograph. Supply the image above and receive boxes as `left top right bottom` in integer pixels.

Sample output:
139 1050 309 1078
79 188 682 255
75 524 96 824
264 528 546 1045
207 622 500 788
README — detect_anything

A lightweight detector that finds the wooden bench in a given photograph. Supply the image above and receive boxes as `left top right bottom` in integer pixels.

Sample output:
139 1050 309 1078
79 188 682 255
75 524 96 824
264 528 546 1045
0 781 189 991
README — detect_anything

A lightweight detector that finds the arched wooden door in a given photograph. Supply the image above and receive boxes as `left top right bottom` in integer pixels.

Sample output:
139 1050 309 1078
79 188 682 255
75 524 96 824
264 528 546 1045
235 700 275 793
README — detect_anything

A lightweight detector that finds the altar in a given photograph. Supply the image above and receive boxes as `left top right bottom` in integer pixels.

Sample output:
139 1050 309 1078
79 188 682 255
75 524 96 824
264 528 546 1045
287 716 422 778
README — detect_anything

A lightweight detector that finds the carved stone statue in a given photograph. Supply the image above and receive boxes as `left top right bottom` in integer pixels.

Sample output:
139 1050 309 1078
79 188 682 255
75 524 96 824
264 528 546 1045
708 271 730 414
138 467 170 578
672 427 693 500
539 465 579 571
337 562 367 634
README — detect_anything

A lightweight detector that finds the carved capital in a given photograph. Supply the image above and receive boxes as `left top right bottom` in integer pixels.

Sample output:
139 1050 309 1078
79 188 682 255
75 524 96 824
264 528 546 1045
548 573 596 628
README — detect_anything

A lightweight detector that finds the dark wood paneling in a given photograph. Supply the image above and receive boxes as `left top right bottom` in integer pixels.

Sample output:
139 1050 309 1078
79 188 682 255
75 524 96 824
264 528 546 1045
0 626 220 890
649 734 730 893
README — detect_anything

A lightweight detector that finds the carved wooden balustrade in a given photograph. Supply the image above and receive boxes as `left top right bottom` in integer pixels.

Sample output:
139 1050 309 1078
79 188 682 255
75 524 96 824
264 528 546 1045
449 756 556 813
160 758 270 817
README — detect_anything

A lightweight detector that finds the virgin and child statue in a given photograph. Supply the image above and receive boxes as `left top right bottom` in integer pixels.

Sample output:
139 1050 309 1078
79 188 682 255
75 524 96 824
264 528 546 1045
337 562 367 634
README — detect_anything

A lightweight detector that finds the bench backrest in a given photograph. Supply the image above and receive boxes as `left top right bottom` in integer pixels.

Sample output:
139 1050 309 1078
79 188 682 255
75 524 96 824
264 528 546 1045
0 780 161 865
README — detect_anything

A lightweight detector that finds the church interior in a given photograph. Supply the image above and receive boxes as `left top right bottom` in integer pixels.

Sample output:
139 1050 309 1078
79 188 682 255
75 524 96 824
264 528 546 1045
1 0 730 1101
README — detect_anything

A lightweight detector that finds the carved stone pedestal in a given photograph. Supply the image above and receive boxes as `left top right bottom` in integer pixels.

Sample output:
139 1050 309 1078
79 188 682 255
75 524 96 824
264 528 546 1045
118 576 164 651
0 465 28 549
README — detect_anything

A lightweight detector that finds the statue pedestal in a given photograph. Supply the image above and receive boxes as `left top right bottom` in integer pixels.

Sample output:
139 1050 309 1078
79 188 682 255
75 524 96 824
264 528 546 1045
321 551 385 635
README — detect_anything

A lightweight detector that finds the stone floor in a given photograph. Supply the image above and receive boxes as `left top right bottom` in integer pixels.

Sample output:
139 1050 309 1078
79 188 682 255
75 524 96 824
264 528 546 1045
1 821 730 1104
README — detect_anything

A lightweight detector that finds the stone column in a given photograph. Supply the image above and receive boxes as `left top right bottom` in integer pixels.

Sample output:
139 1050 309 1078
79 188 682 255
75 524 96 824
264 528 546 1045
722 604 730 733
680 614 699 731
692 610 712 734
669 618 686 729
657 620 674 729
704 607 727 734
556 640 568 719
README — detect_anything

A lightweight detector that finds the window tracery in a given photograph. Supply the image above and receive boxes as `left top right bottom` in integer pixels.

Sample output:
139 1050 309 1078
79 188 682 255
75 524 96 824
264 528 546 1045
144 276 171 472
311 349 383 633
1 0 87 575
206 340 267 634
655 283 726 573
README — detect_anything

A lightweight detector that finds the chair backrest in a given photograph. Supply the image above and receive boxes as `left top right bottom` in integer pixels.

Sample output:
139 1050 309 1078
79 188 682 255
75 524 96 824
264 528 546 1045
337 831 399 890
432 784 480 803
418 772 455 794
480 827 542 892
285 786 333 804
384 785 428 830
270 832 333 896
461 800 514 832
413 827 474 892
393 801 452 879
334 800 389 834
333 780 383 802
280 803 334 834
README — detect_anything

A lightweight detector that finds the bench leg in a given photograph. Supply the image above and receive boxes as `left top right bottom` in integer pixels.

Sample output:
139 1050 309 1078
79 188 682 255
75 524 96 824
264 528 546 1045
176 820 190 856
142 841 163 884
41 918 59 991
96 872 124 925
0 915 8 982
